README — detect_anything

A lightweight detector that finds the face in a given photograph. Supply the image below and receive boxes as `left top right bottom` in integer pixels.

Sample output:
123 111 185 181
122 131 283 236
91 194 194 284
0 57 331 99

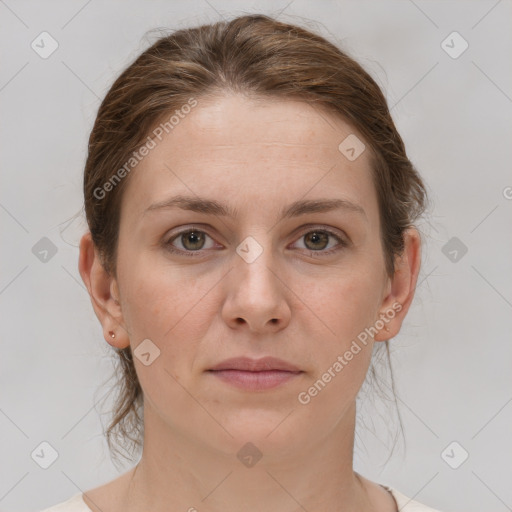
94 93 413 457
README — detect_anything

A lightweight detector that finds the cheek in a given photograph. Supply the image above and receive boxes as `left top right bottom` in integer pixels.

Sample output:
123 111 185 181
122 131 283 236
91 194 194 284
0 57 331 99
119 250 207 328
118 256 222 375
299 275 379 409
119 263 215 404
305 266 383 346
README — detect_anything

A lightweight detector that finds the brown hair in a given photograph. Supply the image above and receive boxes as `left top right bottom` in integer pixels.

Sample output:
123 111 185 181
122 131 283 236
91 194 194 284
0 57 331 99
82 14 429 466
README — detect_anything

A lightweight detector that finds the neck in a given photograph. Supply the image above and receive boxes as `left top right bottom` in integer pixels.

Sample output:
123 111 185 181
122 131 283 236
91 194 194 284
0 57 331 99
120 401 378 512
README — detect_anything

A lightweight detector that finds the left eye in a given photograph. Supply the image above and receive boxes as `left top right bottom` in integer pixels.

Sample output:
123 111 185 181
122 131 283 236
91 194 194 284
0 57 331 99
291 229 346 254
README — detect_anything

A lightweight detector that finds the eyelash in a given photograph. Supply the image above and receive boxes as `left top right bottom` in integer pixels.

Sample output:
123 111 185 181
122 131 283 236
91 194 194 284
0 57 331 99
164 225 348 258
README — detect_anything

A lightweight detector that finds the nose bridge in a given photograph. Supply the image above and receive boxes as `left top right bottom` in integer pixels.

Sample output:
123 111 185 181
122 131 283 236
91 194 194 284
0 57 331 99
234 232 279 294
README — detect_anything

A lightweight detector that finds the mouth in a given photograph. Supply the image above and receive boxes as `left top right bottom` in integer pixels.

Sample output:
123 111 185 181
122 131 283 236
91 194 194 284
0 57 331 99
207 356 303 391
207 369 303 391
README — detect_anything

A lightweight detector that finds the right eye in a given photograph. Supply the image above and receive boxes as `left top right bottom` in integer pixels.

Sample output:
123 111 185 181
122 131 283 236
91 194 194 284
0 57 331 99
165 228 220 257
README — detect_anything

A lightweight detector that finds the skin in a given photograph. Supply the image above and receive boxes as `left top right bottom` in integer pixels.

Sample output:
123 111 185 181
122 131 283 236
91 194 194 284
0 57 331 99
79 93 421 512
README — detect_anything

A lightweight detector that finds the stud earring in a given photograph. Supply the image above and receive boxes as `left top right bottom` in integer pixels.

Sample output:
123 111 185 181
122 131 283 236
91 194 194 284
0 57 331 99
109 331 116 339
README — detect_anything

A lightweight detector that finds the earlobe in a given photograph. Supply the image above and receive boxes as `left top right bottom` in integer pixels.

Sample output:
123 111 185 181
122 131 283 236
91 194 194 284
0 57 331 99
374 228 422 342
78 232 130 349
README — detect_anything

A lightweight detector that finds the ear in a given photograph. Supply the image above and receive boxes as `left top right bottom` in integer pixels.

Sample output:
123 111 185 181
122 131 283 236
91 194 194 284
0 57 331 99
374 227 422 342
78 231 130 349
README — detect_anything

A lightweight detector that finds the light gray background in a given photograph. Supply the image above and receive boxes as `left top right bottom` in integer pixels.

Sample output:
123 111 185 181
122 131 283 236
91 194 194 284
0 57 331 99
1 1 511 511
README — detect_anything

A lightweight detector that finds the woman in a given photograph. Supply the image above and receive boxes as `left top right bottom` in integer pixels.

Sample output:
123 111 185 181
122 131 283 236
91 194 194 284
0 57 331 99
41 13 445 512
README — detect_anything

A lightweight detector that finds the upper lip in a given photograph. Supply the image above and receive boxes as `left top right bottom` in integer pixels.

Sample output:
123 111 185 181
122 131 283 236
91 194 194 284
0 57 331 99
208 356 302 372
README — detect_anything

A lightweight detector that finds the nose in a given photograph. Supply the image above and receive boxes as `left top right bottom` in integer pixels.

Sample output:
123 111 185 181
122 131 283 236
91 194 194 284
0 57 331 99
221 242 291 334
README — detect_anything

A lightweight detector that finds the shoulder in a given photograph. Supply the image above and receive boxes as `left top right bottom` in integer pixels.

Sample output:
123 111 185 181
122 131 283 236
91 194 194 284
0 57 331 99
384 486 446 512
38 493 91 512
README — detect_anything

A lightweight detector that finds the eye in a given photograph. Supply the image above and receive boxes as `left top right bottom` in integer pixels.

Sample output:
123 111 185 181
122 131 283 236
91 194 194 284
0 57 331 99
165 228 217 257
291 228 347 256
164 226 348 258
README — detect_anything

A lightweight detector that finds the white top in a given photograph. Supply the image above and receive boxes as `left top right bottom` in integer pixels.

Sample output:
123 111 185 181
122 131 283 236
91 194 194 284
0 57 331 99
39 486 445 511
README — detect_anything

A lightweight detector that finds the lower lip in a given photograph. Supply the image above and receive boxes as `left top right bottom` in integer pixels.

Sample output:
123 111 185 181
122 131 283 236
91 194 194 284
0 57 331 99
208 370 302 390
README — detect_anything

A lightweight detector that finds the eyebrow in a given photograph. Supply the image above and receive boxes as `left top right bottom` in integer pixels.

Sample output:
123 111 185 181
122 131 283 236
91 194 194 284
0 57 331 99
143 195 367 221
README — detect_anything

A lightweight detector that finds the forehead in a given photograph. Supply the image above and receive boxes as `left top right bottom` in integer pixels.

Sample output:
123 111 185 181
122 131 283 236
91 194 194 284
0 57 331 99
120 93 378 224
